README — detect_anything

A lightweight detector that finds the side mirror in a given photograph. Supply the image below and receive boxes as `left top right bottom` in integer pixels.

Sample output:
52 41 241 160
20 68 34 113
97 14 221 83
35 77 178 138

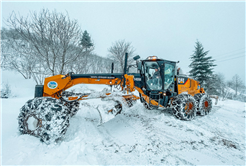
137 62 142 70
133 55 140 60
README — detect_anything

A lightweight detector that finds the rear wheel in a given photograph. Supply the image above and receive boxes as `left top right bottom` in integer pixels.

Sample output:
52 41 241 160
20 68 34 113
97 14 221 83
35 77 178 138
194 93 212 115
18 97 70 144
172 94 197 120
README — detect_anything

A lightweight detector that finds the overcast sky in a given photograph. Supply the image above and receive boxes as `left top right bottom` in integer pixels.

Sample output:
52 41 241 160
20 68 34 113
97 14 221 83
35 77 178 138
1 1 245 83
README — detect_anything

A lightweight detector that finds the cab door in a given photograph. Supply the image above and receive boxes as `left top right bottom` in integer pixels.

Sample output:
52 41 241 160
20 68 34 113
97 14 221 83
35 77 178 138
142 61 163 91
163 62 176 92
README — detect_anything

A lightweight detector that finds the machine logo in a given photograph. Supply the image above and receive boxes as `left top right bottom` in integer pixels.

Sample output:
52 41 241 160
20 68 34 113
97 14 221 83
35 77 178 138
48 81 58 89
178 77 188 85
178 78 185 83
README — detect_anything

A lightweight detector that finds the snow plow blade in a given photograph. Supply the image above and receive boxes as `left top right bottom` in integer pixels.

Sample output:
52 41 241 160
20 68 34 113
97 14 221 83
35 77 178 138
96 101 122 125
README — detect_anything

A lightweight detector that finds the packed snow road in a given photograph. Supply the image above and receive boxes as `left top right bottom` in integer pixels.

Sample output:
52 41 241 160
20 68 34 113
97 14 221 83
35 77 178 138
1 84 245 165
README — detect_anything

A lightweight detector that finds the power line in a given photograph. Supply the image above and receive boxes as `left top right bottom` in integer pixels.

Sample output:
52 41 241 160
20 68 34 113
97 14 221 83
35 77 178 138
216 55 245 63
217 55 245 62
214 47 245 59
215 51 245 61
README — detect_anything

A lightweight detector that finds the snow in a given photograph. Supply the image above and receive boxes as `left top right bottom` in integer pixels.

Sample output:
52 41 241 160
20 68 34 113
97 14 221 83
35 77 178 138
26 116 38 131
1 70 246 165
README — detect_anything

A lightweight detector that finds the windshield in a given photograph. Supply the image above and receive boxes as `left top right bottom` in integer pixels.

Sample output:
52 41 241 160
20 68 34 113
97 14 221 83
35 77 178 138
144 62 162 90
164 63 175 89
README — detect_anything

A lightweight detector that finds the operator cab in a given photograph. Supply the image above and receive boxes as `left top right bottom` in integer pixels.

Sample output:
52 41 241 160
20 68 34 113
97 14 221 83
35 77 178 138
141 56 176 92
136 55 177 107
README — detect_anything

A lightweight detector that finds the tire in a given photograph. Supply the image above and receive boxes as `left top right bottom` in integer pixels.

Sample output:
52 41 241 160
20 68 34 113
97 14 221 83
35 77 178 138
172 94 197 120
194 93 203 102
61 91 80 117
64 101 80 117
194 93 212 115
18 97 70 144
194 93 203 115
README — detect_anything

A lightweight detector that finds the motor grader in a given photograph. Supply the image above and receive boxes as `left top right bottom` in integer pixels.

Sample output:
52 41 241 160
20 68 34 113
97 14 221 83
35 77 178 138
18 53 213 144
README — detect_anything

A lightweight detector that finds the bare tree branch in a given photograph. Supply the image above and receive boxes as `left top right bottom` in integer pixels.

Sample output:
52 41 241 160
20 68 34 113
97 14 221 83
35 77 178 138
108 39 136 72
5 8 87 76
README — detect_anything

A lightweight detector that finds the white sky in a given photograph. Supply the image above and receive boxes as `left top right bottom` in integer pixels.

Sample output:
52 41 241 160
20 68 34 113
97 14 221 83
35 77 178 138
1 1 245 83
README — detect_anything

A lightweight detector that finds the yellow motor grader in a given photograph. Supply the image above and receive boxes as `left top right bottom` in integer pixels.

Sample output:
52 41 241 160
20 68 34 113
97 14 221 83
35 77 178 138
18 53 214 144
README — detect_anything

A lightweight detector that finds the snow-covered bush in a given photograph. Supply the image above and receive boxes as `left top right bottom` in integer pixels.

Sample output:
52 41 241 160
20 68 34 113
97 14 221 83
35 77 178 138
0 82 12 98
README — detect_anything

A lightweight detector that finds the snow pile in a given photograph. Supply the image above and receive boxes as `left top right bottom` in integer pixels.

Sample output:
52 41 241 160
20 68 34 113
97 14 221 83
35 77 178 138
1 70 246 165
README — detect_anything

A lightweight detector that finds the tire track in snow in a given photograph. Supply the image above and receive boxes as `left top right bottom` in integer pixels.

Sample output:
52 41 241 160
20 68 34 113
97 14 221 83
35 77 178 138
115 113 186 164
67 100 245 165
120 105 243 165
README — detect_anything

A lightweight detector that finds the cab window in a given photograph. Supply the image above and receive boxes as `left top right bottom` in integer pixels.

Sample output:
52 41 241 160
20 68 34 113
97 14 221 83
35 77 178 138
164 63 175 89
144 62 162 90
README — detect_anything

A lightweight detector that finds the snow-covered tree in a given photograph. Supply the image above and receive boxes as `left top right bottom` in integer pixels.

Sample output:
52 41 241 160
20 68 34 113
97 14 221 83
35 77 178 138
0 40 9 68
108 40 136 73
206 74 219 95
231 74 244 96
80 30 94 51
5 8 87 76
189 41 216 90
1 29 9 69
216 73 226 98
226 80 233 88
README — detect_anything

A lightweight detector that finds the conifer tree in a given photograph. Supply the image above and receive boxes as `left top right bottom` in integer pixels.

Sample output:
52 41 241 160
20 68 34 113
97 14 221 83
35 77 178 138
189 41 216 89
80 30 93 51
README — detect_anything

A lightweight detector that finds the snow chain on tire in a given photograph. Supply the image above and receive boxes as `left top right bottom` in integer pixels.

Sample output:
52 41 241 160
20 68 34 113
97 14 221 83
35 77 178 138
18 97 70 144
60 91 80 117
194 93 212 115
172 94 197 120
62 100 80 117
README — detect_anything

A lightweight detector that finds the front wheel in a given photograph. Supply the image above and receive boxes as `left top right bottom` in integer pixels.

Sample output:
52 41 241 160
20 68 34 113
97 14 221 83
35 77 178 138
18 97 70 144
172 94 197 120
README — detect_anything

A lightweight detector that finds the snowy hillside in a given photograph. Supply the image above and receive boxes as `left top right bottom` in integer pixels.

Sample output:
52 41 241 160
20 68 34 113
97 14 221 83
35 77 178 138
1 70 245 165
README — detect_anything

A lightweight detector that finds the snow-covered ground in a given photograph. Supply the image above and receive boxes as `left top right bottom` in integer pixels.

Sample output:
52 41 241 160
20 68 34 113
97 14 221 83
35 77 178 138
1 70 246 165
